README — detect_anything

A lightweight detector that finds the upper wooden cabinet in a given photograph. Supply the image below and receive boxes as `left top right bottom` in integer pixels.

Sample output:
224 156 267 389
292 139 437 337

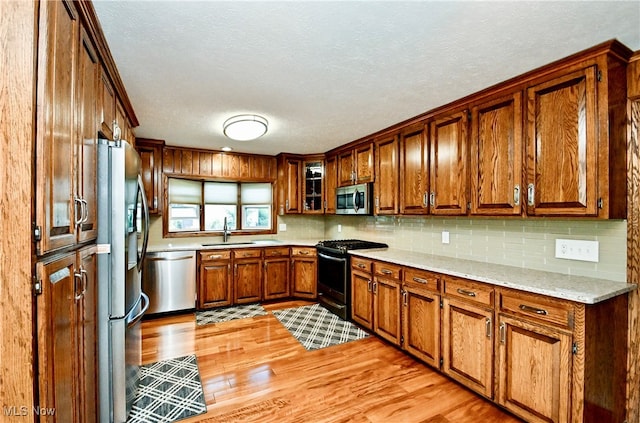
303 158 324 214
399 123 429 215
324 155 337 214
524 56 627 218
429 109 469 215
374 133 399 215
98 68 115 140
276 154 302 214
136 138 165 214
470 92 523 216
337 141 374 186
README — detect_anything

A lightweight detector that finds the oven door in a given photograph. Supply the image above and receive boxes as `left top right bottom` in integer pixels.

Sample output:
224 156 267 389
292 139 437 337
317 251 349 318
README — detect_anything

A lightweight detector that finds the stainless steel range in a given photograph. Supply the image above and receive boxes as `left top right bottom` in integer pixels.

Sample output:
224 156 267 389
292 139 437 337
316 239 388 320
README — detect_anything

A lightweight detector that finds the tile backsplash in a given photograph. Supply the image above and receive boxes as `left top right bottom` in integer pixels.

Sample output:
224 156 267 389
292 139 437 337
147 214 627 282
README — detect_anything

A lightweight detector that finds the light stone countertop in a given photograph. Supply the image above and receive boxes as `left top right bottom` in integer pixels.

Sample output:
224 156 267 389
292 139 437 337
146 238 319 253
350 248 636 304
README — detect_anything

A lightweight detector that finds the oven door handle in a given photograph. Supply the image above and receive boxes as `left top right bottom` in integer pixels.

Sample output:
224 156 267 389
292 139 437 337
318 252 348 264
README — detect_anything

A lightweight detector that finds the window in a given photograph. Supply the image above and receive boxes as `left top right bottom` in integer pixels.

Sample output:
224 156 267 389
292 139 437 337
166 177 273 235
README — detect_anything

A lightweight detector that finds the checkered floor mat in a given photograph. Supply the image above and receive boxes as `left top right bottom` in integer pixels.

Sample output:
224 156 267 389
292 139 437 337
195 303 267 326
127 355 206 423
272 303 369 351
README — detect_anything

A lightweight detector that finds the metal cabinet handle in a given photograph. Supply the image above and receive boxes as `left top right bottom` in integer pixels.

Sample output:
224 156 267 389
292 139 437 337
456 288 476 297
357 263 366 269
486 318 491 338
499 322 506 344
429 192 435 207
412 277 427 284
519 304 548 315
423 192 428 207
367 279 372 292
74 270 84 301
381 269 393 275
514 185 520 206
285 200 289 210
527 183 535 207
403 290 408 306
299 250 310 255
74 196 83 226
208 255 223 260
373 281 377 294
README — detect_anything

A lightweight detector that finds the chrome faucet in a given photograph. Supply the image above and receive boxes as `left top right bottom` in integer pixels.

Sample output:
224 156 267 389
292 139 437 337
222 217 230 243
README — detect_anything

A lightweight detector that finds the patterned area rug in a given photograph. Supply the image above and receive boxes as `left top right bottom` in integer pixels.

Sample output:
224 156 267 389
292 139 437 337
127 355 206 423
272 303 369 350
196 303 267 326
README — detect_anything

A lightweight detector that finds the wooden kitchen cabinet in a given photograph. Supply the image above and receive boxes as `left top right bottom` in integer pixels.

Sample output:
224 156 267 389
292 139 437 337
303 158 324 213
442 276 495 399
136 138 165 214
351 256 374 330
401 268 441 368
233 248 263 304
374 133 399 215
36 245 98 423
99 68 116 140
373 261 402 346
470 91 523 216
197 250 233 309
399 123 429 214
429 109 469 215
324 154 337 213
524 54 627 218
337 141 374 186
263 247 290 300
291 247 317 298
277 154 302 214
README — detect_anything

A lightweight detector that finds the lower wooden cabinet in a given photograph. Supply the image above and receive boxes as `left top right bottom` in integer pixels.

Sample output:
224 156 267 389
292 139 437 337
351 265 374 330
233 248 263 304
373 262 402 346
291 247 317 298
36 245 98 423
198 250 232 309
263 247 290 300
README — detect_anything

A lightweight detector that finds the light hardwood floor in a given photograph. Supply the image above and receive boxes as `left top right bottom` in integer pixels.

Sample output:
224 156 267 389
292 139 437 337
141 300 522 423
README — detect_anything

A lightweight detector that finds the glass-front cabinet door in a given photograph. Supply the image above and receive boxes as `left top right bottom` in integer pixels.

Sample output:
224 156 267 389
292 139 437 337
303 160 324 213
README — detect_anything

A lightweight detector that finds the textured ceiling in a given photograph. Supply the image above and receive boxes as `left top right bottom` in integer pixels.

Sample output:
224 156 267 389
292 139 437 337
92 1 640 156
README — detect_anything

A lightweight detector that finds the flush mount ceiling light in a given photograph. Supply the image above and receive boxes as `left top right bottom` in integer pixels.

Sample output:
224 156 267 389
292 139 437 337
223 114 268 141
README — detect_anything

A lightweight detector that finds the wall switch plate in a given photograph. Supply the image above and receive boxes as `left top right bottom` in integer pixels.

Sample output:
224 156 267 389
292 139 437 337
278 223 287 232
442 231 450 244
555 239 599 262
338 224 342 233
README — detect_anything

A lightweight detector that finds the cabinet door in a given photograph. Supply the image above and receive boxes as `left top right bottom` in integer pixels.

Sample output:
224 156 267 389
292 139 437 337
525 66 598 216
198 261 232 308
442 297 494 398
234 259 262 303
99 69 115 139
337 150 354 186
77 28 99 243
374 134 399 215
291 257 317 298
470 92 523 216
78 246 98 423
351 269 373 330
399 124 429 214
263 257 290 300
136 139 164 214
355 142 374 183
324 155 337 213
282 157 302 214
373 276 401 346
429 110 468 215
36 253 80 423
402 285 440 368
303 160 324 213
497 315 572 423
35 0 79 253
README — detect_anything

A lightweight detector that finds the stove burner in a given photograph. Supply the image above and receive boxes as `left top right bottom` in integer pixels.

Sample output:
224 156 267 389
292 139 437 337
316 239 388 253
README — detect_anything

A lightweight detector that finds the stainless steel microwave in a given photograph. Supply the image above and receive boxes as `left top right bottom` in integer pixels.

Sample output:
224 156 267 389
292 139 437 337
336 183 372 215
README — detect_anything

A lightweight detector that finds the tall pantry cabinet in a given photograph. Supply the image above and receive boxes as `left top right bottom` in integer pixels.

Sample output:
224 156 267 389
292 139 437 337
32 1 138 421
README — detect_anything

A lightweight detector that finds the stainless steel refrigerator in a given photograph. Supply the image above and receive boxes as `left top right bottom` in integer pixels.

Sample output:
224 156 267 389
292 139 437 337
97 139 150 423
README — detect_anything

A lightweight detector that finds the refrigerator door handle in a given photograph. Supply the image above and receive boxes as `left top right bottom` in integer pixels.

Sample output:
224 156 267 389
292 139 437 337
137 174 150 271
127 292 150 328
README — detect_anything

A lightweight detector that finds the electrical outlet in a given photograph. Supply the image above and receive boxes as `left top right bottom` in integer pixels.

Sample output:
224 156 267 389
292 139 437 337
555 239 599 262
278 223 287 232
338 224 342 233
442 231 450 244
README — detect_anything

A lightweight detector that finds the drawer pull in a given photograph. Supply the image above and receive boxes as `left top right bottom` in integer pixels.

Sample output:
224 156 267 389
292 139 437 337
208 254 222 259
412 277 428 284
358 263 366 269
299 250 310 255
381 269 393 275
457 288 476 297
519 304 548 315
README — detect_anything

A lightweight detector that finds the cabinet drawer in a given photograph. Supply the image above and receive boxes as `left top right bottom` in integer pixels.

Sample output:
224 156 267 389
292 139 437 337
351 256 372 273
403 268 440 292
499 290 574 329
199 250 231 261
374 261 402 280
233 248 262 259
291 247 317 257
264 247 290 258
444 276 493 306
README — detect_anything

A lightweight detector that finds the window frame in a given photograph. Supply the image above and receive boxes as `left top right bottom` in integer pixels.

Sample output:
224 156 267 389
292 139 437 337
163 175 276 237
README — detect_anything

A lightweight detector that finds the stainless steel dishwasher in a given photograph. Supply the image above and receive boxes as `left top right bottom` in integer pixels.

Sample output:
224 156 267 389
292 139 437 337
142 250 196 315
